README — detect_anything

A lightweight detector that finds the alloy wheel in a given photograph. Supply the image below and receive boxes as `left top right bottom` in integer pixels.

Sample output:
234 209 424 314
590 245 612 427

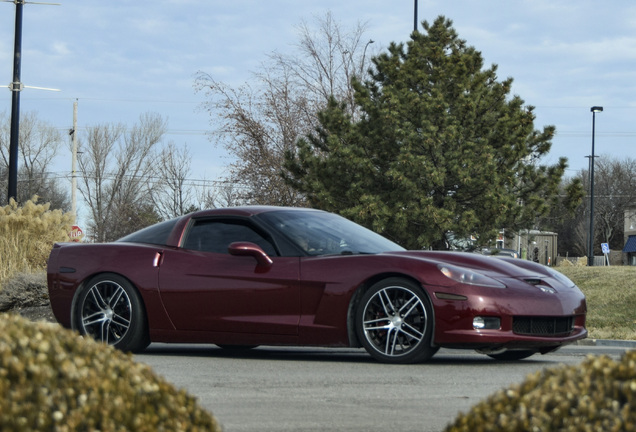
361 285 428 358
79 280 133 345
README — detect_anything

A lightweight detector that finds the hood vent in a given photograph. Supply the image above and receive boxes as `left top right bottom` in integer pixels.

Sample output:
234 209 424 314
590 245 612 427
524 277 557 293
524 278 542 286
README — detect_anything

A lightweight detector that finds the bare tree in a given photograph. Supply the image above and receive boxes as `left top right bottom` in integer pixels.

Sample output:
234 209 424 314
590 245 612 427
150 141 196 219
77 113 166 241
553 155 636 256
593 156 636 250
199 181 248 209
195 11 374 206
77 122 124 241
274 12 375 120
0 111 69 209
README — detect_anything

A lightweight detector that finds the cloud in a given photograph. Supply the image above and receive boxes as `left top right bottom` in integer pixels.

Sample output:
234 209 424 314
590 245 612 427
51 42 71 57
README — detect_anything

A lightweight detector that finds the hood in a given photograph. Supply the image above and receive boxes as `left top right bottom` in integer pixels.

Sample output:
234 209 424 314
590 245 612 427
383 250 576 291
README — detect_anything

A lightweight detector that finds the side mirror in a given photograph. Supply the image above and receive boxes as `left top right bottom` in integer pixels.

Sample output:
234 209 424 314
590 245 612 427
228 242 273 267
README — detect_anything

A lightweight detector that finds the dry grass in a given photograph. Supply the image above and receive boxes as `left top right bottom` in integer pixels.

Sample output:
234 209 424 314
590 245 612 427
557 265 636 340
0 198 74 288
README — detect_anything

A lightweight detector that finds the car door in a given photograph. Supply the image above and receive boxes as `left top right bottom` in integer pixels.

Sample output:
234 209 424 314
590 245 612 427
157 217 300 335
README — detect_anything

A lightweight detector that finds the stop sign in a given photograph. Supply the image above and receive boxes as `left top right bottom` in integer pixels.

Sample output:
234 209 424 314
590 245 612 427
69 225 84 242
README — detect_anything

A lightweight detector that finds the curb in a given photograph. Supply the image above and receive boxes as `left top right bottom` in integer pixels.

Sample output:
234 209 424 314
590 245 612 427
574 339 636 348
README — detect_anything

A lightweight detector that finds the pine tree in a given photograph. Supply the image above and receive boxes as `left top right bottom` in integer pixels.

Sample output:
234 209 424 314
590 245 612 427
284 16 579 250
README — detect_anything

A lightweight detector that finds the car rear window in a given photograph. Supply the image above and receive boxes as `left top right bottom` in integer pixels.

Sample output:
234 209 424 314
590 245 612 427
116 217 180 245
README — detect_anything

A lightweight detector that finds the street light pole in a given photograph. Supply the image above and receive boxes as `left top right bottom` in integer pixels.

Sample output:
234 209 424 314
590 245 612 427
588 106 603 266
413 0 418 32
8 0 24 203
5 1 60 203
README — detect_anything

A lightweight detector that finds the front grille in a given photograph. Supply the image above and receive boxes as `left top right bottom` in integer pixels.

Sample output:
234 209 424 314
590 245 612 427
512 316 574 336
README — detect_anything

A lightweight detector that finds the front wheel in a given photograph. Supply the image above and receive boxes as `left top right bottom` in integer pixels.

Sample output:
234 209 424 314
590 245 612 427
355 278 437 364
72 273 150 353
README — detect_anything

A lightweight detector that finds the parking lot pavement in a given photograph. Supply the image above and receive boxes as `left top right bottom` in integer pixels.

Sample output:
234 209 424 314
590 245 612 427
575 338 636 348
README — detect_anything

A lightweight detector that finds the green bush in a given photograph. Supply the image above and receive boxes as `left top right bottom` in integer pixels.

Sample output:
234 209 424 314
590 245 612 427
0 314 221 431
445 350 636 431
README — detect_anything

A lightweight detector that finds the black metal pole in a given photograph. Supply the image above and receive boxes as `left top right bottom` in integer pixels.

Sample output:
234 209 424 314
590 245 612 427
8 0 24 203
588 106 603 266
413 0 418 32
587 112 595 266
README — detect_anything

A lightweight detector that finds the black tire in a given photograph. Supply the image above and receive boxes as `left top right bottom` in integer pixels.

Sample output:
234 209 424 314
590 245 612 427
355 278 437 364
485 350 536 361
71 273 150 353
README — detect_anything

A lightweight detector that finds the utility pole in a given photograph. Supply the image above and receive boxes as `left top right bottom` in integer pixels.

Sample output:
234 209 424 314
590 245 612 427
71 99 78 218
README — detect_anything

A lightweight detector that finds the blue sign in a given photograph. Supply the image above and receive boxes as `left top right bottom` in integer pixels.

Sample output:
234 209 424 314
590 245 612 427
601 243 610 254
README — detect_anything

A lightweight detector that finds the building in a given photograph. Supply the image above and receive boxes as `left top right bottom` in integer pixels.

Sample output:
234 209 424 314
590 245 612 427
623 207 636 266
498 229 558 266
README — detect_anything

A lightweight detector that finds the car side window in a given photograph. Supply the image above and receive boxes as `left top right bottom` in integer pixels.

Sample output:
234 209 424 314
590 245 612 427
183 219 278 256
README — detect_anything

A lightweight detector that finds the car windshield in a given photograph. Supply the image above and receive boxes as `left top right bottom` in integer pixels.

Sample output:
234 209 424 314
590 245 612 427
259 210 405 256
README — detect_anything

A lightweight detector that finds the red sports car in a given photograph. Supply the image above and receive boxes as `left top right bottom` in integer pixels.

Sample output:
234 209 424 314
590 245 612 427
47 206 587 364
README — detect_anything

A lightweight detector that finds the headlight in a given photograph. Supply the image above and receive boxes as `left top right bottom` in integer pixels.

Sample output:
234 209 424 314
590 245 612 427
438 264 506 288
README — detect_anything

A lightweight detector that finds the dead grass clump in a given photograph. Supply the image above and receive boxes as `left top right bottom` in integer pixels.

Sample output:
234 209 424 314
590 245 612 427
0 197 74 287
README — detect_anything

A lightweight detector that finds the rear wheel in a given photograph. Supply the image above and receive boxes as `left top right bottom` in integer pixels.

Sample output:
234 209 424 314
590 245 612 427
355 278 437 364
72 273 149 353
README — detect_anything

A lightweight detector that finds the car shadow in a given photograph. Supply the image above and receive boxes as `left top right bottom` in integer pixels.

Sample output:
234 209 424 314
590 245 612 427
138 344 556 366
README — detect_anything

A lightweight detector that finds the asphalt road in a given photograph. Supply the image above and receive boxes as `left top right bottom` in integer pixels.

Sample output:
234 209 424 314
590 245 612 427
135 344 631 432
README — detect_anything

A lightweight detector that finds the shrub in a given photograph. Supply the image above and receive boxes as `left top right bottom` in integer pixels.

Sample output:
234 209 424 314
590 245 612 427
445 350 636 431
0 197 74 286
0 314 221 431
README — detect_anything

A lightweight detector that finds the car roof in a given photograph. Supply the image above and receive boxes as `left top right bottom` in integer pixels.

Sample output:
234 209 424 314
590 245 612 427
188 206 321 218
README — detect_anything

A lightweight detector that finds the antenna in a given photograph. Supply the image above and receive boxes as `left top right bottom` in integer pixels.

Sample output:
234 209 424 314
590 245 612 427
4 0 61 203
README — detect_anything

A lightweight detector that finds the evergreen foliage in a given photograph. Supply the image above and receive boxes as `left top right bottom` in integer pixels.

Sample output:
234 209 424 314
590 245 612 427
446 350 636 431
284 16 579 249
0 314 221 431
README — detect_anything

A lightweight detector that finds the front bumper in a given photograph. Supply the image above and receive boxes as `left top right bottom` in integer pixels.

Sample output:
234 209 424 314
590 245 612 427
428 282 587 349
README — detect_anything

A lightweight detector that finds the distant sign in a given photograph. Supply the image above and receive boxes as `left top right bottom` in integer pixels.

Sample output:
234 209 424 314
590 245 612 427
69 225 84 242
601 243 610 254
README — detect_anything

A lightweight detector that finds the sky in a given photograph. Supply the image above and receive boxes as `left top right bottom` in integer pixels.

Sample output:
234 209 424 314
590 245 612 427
1 0 635 225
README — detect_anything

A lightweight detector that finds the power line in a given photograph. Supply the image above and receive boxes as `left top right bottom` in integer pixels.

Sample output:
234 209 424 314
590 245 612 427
10 170 250 190
556 131 636 138
50 126 210 136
